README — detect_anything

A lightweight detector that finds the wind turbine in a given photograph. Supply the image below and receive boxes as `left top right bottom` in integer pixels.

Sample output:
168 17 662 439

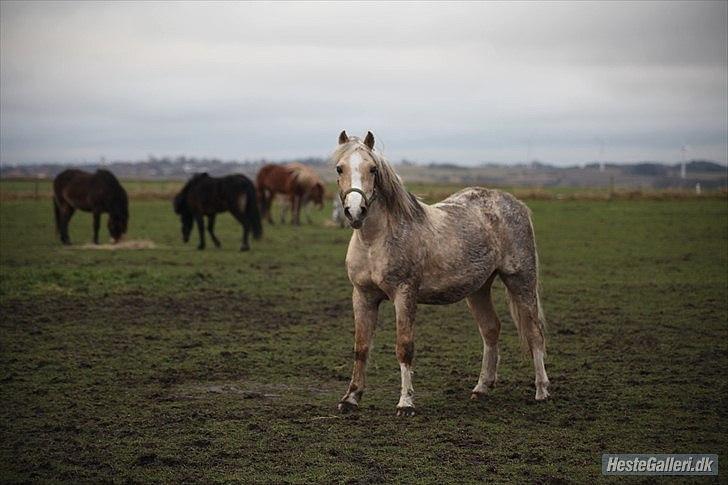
597 137 605 172
680 144 688 179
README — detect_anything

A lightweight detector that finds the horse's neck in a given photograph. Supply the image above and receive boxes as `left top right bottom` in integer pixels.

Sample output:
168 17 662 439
355 201 428 248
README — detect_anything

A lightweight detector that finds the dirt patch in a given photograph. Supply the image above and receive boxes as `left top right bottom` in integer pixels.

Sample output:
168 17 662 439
173 381 339 401
73 239 157 250
0 289 312 332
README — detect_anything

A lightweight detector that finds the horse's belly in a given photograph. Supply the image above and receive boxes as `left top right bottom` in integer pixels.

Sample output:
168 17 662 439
417 277 486 305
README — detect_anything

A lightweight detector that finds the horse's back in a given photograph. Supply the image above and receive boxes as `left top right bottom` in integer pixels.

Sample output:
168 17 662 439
435 187 537 275
54 169 88 190
185 174 254 214
257 164 294 192
53 168 127 215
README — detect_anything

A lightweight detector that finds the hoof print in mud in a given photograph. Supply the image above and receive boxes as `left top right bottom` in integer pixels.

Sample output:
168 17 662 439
337 401 358 414
396 406 415 417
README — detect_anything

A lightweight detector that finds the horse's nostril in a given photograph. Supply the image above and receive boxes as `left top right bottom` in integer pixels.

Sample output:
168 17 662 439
344 207 352 219
360 206 367 217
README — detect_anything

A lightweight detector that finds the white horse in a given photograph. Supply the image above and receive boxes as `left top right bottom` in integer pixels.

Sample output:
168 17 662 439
334 131 549 416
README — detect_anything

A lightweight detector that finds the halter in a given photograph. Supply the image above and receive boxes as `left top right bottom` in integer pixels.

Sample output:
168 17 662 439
340 186 377 208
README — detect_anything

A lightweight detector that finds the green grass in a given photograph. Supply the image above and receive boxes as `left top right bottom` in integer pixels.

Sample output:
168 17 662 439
1 192 726 482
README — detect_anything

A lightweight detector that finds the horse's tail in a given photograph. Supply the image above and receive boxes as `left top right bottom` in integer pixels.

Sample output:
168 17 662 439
244 182 263 240
503 208 546 357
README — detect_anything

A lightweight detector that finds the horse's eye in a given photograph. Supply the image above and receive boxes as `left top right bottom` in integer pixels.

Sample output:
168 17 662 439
370 166 378 174
336 166 343 174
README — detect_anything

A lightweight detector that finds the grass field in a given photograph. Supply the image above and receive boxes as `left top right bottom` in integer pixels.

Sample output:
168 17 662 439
1 189 726 482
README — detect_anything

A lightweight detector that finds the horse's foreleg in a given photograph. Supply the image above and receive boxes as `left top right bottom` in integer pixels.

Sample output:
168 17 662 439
92 211 101 244
338 287 381 413
394 288 417 416
195 214 205 250
466 277 501 399
207 214 221 248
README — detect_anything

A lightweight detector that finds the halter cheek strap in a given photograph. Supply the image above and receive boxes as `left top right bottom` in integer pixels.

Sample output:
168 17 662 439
340 187 377 207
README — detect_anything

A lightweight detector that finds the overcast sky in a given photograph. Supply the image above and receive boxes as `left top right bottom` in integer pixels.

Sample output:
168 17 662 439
1 1 726 165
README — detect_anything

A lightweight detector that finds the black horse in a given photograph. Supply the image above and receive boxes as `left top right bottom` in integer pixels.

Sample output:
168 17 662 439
173 173 263 251
53 169 129 245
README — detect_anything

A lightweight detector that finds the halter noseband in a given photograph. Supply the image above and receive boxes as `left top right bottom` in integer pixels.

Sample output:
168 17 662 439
340 187 377 208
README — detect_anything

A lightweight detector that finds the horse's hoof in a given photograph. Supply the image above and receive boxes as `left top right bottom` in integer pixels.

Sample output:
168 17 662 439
396 406 415 417
337 401 358 414
470 391 488 401
240 245 250 252
535 388 550 401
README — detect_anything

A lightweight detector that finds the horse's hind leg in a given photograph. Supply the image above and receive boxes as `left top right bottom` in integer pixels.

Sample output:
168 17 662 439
240 221 250 251
501 272 550 400
207 215 221 248
92 211 101 244
231 210 250 251
466 273 501 399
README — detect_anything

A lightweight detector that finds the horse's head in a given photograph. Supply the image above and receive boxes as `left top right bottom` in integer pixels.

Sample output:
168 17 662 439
173 188 194 243
108 192 129 243
334 131 378 229
109 216 128 242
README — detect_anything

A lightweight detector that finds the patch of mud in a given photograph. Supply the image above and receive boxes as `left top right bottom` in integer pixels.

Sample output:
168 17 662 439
74 239 157 250
0 290 302 331
170 381 339 401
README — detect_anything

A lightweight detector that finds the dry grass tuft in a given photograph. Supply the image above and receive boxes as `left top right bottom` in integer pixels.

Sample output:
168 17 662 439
73 239 157 250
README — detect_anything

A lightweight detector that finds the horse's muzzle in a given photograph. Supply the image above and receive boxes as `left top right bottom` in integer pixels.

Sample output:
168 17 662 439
343 202 367 229
341 188 374 229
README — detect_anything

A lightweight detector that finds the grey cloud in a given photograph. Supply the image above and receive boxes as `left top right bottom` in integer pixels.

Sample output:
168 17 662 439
1 1 726 165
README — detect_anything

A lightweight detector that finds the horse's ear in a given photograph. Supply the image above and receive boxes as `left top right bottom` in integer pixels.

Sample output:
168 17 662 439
338 130 349 145
364 131 375 150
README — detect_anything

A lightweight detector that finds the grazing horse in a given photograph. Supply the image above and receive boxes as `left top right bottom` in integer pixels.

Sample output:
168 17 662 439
334 131 549 416
256 164 294 224
256 163 324 225
280 163 325 224
173 173 262 251
53 169 129 245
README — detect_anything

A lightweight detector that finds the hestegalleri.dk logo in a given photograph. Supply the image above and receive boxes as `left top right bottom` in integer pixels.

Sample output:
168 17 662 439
602 454 718 476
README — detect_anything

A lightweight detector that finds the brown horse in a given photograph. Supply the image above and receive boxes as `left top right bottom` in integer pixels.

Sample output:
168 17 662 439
173 173 262 251
280 163 325 224
256 163 324 225
53 169 129 245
